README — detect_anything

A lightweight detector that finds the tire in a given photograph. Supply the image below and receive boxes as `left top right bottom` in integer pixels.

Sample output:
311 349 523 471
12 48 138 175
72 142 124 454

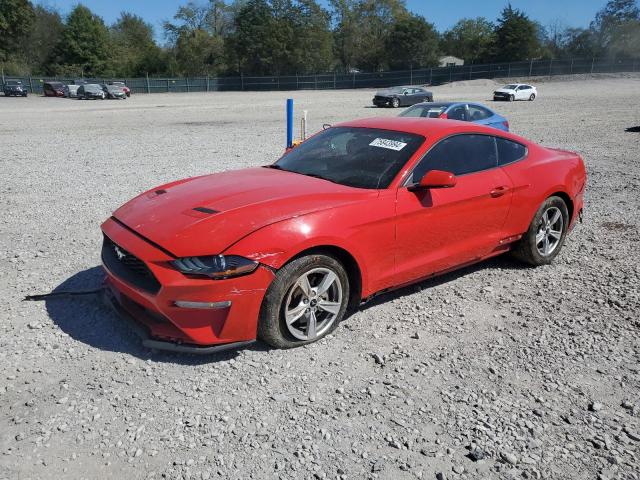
509 94 515 102
391 97 400 108
529 93 536 101
258 254 350 349
513 196 569 266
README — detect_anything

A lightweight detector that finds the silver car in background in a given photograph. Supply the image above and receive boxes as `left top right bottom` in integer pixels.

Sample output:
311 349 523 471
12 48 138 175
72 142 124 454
64 84 80 98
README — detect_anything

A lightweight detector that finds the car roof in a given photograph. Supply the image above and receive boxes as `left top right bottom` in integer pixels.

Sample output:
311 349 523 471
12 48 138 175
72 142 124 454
335 117 526 143
409 102 457 108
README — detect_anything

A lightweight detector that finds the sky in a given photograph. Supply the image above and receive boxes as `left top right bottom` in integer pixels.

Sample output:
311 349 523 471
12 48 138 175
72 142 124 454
36 0 607 43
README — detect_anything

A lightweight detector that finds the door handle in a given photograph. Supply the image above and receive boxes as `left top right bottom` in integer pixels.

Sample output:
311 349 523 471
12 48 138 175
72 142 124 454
490 186 509 197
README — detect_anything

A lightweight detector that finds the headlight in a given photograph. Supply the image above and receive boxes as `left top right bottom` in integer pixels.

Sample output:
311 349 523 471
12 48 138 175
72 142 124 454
172 255 258 279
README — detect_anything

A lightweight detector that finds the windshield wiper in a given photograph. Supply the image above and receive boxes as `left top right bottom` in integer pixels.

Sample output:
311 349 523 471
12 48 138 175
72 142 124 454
265 165 340 185
263 164 285 170
301 172 341 184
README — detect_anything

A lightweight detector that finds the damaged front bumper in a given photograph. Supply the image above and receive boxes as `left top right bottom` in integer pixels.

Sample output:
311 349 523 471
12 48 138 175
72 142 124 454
100 217 275 352
102 287 255 354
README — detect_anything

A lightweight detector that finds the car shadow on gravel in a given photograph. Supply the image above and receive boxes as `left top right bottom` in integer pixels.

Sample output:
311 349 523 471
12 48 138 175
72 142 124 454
44 266 270 364
46 257 528 361
357 254 530 311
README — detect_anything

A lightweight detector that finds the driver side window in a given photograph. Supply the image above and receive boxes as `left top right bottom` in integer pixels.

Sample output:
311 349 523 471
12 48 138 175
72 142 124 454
408 134 498 184
448 105 467 121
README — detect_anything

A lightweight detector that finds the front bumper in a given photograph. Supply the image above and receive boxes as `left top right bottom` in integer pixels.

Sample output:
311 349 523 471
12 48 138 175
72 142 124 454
102 287 255 354
373 98 392 107
101 217 275 349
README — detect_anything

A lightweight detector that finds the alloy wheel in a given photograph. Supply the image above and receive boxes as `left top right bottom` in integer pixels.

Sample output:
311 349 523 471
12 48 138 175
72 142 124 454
536 207 563 256
284 268 343 341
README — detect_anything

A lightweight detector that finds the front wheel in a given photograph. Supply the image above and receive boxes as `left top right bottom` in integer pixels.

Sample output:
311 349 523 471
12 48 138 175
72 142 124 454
513 196 569 266
509 94 515 102
391 97 400 108
258 254 350 348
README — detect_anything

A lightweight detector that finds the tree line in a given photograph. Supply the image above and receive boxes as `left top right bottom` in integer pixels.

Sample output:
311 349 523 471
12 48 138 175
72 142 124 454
0 0 638 78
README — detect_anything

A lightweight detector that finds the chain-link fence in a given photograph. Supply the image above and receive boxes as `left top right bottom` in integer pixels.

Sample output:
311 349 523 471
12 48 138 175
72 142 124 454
2 57 638 95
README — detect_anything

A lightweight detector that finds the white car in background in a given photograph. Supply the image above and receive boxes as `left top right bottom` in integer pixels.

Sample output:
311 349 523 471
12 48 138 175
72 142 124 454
493 83 537 102
63 84 80 98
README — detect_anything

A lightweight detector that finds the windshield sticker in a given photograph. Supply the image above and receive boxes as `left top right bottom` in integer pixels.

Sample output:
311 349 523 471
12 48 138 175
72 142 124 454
369 138 407 151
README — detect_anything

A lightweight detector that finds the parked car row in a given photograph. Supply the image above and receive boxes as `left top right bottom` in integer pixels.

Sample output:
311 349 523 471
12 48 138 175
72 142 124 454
43 81 131 100
2 79 132 99
372 83 539 132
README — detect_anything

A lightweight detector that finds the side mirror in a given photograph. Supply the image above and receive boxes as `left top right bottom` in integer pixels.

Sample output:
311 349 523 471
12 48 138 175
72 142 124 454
409 170 456 191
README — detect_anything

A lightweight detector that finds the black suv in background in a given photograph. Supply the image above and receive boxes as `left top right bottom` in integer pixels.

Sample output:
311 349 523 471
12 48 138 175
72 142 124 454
3 80 28 97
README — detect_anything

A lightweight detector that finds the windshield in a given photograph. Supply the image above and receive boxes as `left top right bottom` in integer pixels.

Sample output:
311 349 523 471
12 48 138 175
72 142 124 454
400 104 448 118
272 127 424 189
6 80 21 86
504 84 518 89
85 84 101 92
380 87 404 94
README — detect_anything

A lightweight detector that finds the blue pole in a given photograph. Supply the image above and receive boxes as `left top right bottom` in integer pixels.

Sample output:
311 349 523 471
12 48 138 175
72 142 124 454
286 98 293 148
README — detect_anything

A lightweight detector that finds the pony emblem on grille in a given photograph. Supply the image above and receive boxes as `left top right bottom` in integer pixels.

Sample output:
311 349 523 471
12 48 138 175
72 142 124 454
113 245 126 261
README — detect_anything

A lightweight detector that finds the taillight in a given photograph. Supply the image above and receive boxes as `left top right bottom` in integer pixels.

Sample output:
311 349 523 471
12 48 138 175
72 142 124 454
439 112 448 119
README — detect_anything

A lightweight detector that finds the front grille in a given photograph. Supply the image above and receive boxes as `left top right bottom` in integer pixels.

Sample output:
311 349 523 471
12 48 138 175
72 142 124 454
102 235 161 294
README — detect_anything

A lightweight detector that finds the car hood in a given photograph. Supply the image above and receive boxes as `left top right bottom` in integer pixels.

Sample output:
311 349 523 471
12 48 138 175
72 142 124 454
494 88 515 93
112 167 376 257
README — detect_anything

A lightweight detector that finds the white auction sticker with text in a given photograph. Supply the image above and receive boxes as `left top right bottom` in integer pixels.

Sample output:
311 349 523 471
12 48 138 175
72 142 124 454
369 138 407 151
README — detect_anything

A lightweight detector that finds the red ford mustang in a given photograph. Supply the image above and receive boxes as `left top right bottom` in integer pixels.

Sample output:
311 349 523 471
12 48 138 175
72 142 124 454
101 118 586 353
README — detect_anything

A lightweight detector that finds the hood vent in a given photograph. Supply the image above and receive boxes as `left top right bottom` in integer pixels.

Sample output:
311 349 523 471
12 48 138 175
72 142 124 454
193 207 219 214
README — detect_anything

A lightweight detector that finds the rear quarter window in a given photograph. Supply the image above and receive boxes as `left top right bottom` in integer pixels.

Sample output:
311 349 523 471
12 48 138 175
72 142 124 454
496 137 527 166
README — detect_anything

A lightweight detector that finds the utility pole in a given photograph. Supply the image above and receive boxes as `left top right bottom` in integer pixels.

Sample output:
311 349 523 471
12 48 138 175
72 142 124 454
146 72 150 94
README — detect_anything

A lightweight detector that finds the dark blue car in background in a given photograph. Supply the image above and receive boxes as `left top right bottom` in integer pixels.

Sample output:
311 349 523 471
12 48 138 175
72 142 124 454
399 102 510 131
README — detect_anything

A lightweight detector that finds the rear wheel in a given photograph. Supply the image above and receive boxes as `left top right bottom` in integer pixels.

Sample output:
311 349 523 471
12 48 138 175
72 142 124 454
392 97 400 108
513 196 569 266
258 254 349 349
509 94 515 102
529 93 536 101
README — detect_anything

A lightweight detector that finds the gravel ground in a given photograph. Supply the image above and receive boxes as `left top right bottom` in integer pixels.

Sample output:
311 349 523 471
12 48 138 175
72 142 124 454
1 74 639 480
